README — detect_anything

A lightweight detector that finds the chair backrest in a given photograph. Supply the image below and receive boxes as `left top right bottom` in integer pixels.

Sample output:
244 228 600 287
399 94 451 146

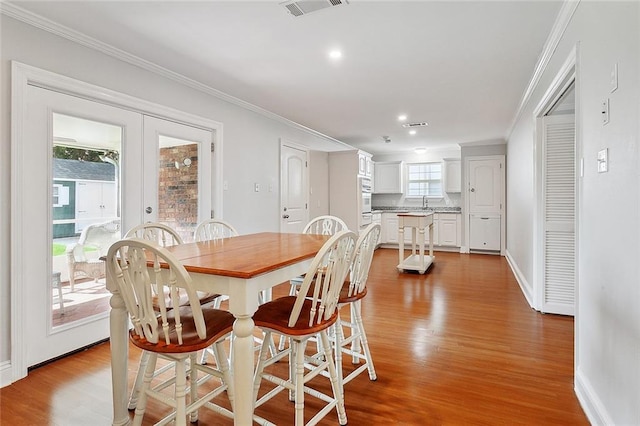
193 219 239 242
303 215 348 236
347 223 381 298
74 219 121 258
106 238 206 345
290 230 357 327
125 222 184 247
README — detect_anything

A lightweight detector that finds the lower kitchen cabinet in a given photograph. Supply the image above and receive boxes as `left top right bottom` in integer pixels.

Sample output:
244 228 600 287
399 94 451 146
438 213 461 247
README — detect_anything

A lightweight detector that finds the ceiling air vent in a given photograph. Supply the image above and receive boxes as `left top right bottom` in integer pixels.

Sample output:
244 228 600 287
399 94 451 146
281 0 349 17
402 122 429 128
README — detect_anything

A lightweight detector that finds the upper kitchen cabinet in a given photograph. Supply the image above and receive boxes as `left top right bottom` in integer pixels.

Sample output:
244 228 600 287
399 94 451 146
373 161 403 194
443 158 461 193
358 151 373 177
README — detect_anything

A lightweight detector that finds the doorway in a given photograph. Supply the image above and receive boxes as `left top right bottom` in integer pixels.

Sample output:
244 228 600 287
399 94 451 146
280 141 308 233
11 62 223 381
532 48 577 316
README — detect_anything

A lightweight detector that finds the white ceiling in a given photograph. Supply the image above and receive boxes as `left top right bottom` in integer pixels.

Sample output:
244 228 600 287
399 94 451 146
11 0 563 155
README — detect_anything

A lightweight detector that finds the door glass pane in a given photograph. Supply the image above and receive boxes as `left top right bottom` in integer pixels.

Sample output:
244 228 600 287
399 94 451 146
157 135 198 241
52 113 122 328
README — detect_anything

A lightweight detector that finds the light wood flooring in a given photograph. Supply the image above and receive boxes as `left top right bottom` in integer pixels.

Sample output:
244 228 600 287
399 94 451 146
0 249 589 425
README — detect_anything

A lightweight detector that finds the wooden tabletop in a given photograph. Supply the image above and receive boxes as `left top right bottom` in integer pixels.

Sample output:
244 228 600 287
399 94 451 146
162 232 330 279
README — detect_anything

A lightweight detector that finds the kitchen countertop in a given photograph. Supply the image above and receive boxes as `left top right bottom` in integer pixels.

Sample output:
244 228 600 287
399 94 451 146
372 206 461 214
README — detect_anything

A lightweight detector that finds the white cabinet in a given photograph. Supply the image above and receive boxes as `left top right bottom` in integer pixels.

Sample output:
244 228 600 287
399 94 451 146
438 213 461 247
469 214 501 251
373 161 403 194
358 152 373 177
330 150 372 231
443 158 461 193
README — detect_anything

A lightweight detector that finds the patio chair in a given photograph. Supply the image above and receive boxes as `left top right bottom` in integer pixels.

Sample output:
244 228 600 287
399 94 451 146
66 219 120 291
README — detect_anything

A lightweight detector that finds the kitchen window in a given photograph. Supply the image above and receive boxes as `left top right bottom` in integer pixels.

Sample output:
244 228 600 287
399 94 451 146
406 162 442 197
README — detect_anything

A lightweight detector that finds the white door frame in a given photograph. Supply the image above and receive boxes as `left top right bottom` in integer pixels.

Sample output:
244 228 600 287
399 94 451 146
279 139 309 233
10 61 224 382
532 47 578 313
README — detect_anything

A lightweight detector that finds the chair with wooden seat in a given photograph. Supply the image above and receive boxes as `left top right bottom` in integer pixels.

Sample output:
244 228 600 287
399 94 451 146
106 238 235 426
288 215 348 295
252 230 356 426
124 222 221 409
280 215 349 351
334 222 381 389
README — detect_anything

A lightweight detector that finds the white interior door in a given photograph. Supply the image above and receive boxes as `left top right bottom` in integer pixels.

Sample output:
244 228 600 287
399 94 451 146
468 158 502 213
541 114 576 315
142 116 212 241
280 143 308 233
16 85 142 373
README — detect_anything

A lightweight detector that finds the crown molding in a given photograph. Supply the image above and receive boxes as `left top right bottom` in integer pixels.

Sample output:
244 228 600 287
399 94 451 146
506 0 580 140
0 2 351 149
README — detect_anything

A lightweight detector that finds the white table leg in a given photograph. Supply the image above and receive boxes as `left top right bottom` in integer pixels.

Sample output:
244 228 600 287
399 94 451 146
232 315 255 426
110 291 130 426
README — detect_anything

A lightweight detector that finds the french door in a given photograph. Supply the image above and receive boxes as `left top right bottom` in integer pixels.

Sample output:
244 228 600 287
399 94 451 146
142 116 212 242
16 86 214 375
18 85 142 371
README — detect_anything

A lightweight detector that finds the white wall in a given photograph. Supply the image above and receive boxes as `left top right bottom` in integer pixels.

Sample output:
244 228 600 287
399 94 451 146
0 16 347 367
309 151 330 220
506 2 639 424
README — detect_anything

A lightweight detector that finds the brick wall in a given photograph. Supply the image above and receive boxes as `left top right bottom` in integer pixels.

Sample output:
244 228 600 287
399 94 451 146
158 144 198 242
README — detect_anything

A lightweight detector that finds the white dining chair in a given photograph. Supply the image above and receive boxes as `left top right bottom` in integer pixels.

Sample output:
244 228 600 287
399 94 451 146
106 238 235 425
252 230 356 426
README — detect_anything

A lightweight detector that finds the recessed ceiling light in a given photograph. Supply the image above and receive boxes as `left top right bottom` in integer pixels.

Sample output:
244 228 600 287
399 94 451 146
409 130 417 135
328 49 342 60
414 147 427 154
398 114 407 122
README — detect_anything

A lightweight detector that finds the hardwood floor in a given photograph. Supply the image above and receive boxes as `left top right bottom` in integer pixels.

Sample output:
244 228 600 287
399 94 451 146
0 249 589 425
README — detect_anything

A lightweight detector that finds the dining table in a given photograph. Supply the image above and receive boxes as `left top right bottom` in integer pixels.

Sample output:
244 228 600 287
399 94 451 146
107 231 331 426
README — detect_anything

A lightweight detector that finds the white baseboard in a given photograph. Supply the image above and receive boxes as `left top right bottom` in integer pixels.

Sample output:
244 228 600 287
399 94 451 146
0 360 13 388
505 250 534 309
575 366 614 425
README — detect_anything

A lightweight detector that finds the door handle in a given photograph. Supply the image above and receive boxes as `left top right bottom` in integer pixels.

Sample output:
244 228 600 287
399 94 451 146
145 207 153 214
470 188 475 192
283 215 290 219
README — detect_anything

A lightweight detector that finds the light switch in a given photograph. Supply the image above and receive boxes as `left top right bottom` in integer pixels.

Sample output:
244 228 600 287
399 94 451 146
601 99 609 125
223 180 229 191
254 183 260 192
597 148 608 173
610 63 618 93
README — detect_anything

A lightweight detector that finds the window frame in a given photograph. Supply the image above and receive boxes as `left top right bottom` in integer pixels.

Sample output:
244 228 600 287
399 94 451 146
404 161 444 199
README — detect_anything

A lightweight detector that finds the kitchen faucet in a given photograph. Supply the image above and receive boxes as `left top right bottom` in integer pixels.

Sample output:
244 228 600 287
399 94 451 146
422 195 429 210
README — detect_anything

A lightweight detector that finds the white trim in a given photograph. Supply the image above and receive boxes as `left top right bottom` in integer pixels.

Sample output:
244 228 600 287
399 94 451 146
506 0 580 140
458 139 506 147
0 361 12 388
575 367 614 426
531 48 577 313
505 250 533 308
0 2 351 150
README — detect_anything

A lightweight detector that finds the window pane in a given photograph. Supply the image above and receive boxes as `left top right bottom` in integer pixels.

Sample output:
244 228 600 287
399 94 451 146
406 162 442 197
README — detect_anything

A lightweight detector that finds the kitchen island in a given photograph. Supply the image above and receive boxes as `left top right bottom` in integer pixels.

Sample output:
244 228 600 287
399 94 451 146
397 212 434 274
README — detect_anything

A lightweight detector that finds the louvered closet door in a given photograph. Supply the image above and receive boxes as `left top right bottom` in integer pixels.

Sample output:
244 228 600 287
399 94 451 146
542 114 576 315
